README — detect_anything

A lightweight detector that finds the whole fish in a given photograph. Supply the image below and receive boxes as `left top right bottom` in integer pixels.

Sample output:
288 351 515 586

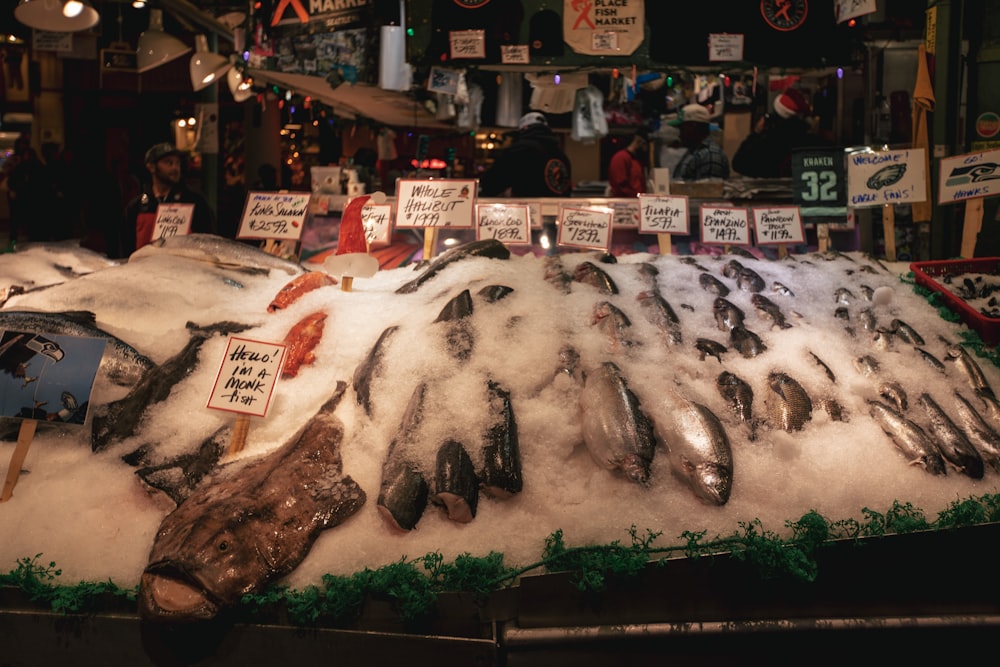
698 272 730 296
91 320 251 452
914 347 946 373
916 392 985 479
574 261 618 294
878 381 908 412
716 370 757 439
352 325 400 418
636 290 682 344
854 354 881 378
579 361 656 485
834 287 855 305
134 426 229 505
138 381 366 622
395 239 510 294
696 337 728 363
751 293 793 329
680 256 710 272
267 271 337 312
736 267 765 293
434 289 474 361
479 380 522 499
765 371 812 432
857 307 878 332
729 326 766 358
952 391 1000 472
477 284 514 303
0 310 154 386
377 383 430 532
890 319 925 346
858 284 875 301
946 345 996 398
808 351 836 383
592 300 636 350
655 396 733 505
543 256 573 293
818 397 849 422
281 311 327 378
867 400 947 475
713 297 745 332
722 259 744 279
772 281 795 297
130 233 305 276
432 439 479 523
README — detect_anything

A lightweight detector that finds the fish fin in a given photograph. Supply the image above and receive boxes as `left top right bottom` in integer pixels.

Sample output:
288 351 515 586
315 474 367 528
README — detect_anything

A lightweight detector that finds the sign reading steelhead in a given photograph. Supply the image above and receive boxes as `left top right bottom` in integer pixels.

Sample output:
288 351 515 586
638 194 690 234
153 203 193 241
752 206 805 245
208 337 286 417
846 148 927 208
564 0 645 56
938 148 1000 203
238 192 310 241
476 203 531 245
557 205 612 251
395 179 477 228
700 205 751 246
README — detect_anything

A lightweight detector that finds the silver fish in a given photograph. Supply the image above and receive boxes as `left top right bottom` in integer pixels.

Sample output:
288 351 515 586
579 361 656 484
751 293 792 329
891 319 925 346
130 233 305 276
809 351 836 383
914 347 946 373
858 307 878 332
722 259 744 279
818 397 849 422
854 355 881 377
716 370 757 440
543 255 573 293
772 281 795 297
952 391 1000 473
636 290 682 345
946 345 996 398
736 267 765 293
656 397 733 505
917 392 985 479
713 297 745 332
592 300 637 350
395 239 510 294
835 287 855 305
574 261 618 294
867 400 947 475
878 381 908 412
698 272 730 296
765 371 812 432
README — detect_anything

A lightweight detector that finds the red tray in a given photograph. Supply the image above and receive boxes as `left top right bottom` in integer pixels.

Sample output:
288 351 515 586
910 258 1000 346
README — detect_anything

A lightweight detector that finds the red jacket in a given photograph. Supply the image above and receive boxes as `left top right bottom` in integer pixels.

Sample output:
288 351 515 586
607 148 646 197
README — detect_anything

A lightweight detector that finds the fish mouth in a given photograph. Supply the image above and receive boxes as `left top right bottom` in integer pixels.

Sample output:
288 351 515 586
139 562 220 622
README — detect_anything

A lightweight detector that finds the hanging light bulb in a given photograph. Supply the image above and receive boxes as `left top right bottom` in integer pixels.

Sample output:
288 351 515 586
190 34 231 92
227 55 254 102
137 9 191 73
15 0 99 33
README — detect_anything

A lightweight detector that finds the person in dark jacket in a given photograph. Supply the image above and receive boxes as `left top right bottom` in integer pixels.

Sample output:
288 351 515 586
732 88 819 178
479 112 572 197
116 143 215 258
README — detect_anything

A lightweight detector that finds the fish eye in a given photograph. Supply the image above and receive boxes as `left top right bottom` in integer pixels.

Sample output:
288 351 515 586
218 540 229 552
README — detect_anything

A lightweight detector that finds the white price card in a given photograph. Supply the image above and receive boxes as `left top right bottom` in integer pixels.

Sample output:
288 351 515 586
557 205 612 252
207 337 287 417
700 205 751 247
638 194 690 235
153 203 193 240
238 191 310 240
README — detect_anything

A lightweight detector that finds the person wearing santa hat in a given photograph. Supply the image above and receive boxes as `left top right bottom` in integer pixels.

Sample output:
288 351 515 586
732 88 825 178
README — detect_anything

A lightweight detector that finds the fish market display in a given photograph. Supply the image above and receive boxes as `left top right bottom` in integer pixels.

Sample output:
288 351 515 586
1 236 1000 610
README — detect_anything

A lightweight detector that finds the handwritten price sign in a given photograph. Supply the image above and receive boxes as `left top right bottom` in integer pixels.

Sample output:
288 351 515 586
207 337 286 417
638 194 690 234
449 29 486 59
395 178 476 228
752 206 805 245
238 191 310 240
700 205 751 247
361 202 393 246
153 203 193 240
476 203 530 245
557 205 612 251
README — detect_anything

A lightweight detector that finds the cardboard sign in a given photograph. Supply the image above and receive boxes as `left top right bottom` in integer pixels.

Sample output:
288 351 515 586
207 337 286 417
395 179 477 228
700 205 751 246
361 202 393 246
557 205 612 251
752 206 805 245
0 330 105 423
938 149 1000 203
847 148 927 208
476 204 531 245
709 33 744 62
153 203 193 241
563 0 645 56
638 195 690 234
238 191 310 240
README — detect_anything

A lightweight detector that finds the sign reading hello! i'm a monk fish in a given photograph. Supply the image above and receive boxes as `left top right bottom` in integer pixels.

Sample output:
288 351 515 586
207 337 286 418
395 178 477 228
846 148 927 208
238 191 311 241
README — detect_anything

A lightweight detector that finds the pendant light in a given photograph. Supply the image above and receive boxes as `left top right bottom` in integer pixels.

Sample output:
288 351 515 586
136 8 190 73
190 34 231 91
15 0 100 33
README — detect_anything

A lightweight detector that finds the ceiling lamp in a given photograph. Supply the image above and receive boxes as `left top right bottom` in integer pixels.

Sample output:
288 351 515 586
227 57 254 102
14 0 100 33
190 34 231 92
136 8 191 73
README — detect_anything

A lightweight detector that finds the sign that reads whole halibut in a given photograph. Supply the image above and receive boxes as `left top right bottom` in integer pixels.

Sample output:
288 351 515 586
395 178 477 228
238 191 310 241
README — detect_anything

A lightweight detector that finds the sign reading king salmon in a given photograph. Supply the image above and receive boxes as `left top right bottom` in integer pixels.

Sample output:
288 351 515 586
238 192 310 241
208 337 286 417
564 0 645 55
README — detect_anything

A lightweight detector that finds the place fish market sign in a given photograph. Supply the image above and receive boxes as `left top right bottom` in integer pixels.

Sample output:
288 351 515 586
270 0 373 30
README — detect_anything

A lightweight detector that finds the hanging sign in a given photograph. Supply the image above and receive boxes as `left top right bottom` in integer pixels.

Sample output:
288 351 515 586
476 203 531 245
238 191 310 240
450 30 486 59
557 205 612 251
700 205 751 247
761 0 808 31
846 148 927 208
638 195 690 235
752 206 805 245
207 337 286 417
153 203 194 241
395 179 477 228
709 34 744 62
564 0 645 56
834 0 876 24
938 148 1000 203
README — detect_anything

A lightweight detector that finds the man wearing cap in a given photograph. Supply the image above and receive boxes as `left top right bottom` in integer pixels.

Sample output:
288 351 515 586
479 112 572 198
732 88 820 178
116 142 216 258
671 104 730 181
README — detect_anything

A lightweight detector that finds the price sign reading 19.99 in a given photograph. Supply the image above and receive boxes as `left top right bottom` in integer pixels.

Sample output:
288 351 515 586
791 148 847 207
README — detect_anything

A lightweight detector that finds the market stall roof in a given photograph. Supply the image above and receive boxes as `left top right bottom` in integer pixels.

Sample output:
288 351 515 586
247 69 450 130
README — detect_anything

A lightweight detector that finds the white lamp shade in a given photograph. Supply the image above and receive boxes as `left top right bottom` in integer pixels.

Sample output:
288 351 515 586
136 9 191 73
15 0 99 33
227 65 254 102
190 34 231 92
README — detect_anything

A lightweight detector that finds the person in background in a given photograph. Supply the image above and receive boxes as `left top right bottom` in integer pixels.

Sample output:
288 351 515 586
116 143 215 258
732 88 816 178
607 128 649 197
671 104 730 181
479 112 572 197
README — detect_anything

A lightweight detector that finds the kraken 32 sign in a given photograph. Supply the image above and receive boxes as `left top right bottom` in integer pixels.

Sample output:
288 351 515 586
792 148 846 207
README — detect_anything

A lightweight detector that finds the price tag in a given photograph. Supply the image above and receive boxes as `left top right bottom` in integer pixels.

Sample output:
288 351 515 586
752 206 805 245
476 203 530 245
153 203 193 240
238 191 310 240
395 178 477 228
207 337 286 417
557 205 612 251
361 202 393 246
638 194 690 234
699 205 751 247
